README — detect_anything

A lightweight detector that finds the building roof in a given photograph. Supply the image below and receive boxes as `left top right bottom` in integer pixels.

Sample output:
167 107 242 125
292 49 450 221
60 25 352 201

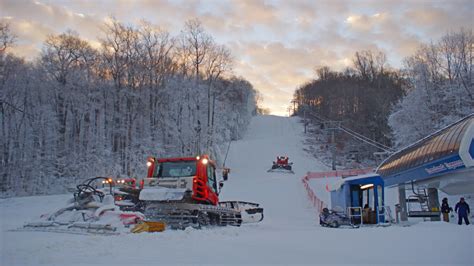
376 114 473 186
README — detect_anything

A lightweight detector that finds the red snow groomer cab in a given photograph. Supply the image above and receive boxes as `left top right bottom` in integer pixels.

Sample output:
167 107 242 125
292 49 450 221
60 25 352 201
268 156 294 174
143 155 221 205
139 154 263 229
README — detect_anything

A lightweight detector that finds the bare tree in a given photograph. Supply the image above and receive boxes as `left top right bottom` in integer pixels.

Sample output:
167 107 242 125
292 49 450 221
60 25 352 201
42 30 95 85
353 50 387 81
0 21 15 54
138 21 175 144
177 19 214 153
315 66 335 80
180 19 213 79
205 44 233 151
443 29 473 99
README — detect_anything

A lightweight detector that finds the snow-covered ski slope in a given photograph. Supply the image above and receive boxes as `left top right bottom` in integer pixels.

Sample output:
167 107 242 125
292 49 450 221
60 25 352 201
1 115 473 266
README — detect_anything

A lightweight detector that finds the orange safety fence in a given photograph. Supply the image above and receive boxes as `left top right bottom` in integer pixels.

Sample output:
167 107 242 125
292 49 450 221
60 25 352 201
302 168 373 215
302 177 327 214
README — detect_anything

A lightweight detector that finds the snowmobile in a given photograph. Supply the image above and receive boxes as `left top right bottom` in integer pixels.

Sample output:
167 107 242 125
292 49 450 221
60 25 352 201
20 177 144 235
267 156 294 174
138 155 264 230
319 208 359 228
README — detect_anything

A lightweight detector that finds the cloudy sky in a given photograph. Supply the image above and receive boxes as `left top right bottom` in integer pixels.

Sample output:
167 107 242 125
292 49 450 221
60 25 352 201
1 0 472 115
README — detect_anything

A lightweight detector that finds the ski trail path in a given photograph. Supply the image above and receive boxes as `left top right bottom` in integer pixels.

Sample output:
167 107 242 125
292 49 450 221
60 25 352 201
221 115 328 229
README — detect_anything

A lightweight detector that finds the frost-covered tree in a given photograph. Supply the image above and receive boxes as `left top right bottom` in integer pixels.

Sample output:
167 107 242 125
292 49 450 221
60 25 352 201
389 29 474 147
1 19 257 197
41 31 97 177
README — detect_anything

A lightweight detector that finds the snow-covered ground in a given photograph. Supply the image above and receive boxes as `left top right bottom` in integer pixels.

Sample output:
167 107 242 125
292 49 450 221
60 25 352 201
1 115 473 265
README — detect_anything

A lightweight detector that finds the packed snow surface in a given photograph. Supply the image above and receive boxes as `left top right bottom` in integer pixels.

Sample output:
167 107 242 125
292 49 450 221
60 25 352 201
1 115 473 265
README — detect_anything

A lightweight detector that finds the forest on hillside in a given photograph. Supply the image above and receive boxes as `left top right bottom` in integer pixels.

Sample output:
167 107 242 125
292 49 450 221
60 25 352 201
0 19 258 196
293 29 473 168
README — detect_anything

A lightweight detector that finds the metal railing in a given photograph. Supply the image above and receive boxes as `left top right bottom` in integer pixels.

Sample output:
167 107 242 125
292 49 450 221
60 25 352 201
377 206 388 224
347 207 363 225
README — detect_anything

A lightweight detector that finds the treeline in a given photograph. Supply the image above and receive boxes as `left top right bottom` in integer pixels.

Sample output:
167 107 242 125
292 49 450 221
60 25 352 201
294 29 473 160
0 19 257 197
294 50 405 147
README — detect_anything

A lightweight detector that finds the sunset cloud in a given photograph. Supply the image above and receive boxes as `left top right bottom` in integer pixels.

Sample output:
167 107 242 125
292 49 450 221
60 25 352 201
0 0 472 115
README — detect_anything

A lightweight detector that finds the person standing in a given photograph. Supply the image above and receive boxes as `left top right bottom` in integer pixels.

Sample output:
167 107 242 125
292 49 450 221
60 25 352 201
441 198 452 222
454 197 470 225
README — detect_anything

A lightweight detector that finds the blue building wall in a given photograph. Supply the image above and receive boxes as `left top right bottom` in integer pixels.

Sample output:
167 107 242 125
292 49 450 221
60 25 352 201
383 154 466 187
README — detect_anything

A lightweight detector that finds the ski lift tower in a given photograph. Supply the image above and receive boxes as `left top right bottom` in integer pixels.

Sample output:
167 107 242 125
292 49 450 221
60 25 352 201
322 121 342 170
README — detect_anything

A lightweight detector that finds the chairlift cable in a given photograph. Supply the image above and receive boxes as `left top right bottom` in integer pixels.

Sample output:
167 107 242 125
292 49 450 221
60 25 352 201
304 107 395 152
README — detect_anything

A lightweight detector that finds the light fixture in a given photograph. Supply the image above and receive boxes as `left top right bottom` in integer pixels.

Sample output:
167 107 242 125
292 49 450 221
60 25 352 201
360 184 374 190
146 161 152 167
202 158 208 165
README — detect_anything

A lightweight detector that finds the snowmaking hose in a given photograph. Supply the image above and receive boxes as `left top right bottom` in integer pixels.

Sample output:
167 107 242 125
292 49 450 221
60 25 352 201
74 177 113 202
